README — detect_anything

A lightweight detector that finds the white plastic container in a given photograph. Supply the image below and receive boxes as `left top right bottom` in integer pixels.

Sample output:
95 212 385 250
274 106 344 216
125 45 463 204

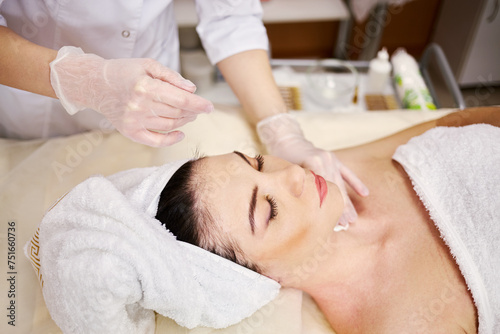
180 50 215 93
391 48 436 110
366 47 392 94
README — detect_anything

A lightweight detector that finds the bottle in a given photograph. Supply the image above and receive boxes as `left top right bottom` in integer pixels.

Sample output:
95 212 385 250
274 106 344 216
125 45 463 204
366 47 392 94
391 48 437 110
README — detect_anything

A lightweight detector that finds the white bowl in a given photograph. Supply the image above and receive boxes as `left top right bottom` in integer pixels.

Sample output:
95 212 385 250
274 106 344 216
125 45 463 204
305 60 358 109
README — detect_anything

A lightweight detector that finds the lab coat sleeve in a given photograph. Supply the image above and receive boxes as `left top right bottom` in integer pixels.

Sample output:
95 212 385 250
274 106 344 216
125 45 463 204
194 0 269 65
0 0 7 26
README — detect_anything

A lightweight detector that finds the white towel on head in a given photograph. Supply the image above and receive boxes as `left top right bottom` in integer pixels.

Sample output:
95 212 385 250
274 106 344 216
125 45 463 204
393 124 500 334
25 159 280 334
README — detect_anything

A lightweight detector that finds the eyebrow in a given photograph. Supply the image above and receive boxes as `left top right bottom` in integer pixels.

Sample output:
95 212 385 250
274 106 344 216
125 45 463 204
233 151 258 235
233 150 251 166
249 186 258 235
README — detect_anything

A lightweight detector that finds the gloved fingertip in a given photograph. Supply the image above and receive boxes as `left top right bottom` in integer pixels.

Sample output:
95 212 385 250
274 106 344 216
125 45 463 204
174 79 196 93
154 131 185 148
183 80 196 92
337 214 349 227
360 186 370 197
184 79 195 87
171 131 185 143
205 103 214 114
186 115 198 122
348 210 358 223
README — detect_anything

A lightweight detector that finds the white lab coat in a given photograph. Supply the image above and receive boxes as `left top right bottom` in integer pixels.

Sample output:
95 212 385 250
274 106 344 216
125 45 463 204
0 0 268 139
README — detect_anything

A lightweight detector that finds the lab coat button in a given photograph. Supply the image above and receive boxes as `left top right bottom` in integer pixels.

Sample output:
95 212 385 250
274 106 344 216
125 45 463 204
122 30 131 38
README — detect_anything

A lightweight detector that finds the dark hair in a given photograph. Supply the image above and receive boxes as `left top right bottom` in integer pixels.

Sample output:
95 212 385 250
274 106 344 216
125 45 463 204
156 159 261 273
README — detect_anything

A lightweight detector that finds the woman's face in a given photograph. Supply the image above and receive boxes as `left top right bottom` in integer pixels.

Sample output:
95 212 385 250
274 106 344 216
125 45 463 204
196 152 344 285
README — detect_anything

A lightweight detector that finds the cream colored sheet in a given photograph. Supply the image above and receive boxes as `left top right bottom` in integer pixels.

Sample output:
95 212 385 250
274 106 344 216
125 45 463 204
0 107 452 334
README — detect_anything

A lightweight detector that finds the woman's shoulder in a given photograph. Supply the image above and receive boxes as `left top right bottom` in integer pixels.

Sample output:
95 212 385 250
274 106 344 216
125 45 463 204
336 107 500 163
394 123 500 162
401 122 499 145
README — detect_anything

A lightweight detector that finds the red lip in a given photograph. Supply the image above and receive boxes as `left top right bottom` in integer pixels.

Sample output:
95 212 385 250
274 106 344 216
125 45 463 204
311 171 328 207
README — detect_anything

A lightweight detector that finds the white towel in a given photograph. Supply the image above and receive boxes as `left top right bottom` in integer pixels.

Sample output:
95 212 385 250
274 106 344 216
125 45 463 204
393 124 500 334
24 159 280 333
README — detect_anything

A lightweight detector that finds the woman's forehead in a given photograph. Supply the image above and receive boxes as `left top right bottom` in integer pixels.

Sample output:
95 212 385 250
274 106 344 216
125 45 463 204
195 153 246 186
195 154 253 233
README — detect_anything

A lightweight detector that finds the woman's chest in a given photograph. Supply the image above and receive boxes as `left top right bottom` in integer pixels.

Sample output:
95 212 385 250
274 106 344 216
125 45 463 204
349 158 425 223
351 159 478 333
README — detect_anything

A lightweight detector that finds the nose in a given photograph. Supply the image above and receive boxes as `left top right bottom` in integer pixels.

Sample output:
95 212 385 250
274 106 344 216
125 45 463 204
275 164 305 197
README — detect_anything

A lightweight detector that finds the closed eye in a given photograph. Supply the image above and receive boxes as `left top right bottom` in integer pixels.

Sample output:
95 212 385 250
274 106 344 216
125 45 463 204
233 151 276 230
266 195 278 222
255 155 277 224
255 154 264 171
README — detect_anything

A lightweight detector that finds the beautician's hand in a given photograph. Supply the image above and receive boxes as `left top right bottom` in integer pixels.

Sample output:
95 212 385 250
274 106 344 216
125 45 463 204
257 113 369 226
49 46 214 147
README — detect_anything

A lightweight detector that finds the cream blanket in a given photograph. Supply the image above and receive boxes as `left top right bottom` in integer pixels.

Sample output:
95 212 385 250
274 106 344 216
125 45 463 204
0 109 451 334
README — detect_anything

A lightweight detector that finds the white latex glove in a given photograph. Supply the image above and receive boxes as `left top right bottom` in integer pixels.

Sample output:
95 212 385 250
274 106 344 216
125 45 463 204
50 46 214 147
257 113 369 227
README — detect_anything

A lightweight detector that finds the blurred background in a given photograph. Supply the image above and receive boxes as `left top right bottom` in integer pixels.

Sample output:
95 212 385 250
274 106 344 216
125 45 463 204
175 0 500 109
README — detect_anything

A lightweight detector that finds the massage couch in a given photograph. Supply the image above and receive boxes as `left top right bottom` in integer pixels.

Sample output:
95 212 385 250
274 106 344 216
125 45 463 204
0 105 455 334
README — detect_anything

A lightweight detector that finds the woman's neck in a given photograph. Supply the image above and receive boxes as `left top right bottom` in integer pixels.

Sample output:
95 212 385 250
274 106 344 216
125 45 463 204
296 187 412 332
298 215 387 307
